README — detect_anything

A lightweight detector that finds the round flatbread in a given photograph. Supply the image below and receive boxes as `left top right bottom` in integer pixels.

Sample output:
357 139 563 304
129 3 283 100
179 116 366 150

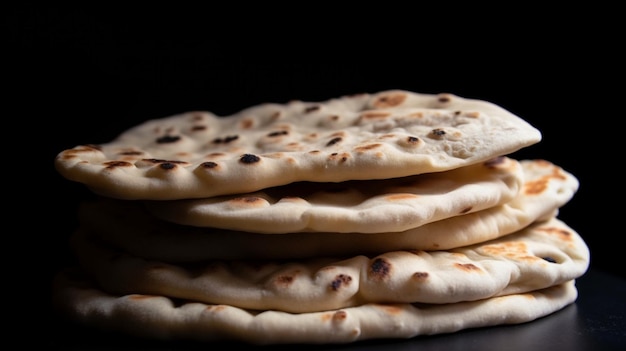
78 159 578 261
145 156 524 233
54 90 541 200
52 270 578 345
70 217 589 313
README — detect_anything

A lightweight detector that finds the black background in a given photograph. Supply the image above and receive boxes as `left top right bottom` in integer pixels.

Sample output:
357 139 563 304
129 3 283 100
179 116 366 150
5 4 623 342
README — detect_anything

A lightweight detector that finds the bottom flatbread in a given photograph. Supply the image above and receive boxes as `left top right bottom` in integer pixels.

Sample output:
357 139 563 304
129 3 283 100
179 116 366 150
52 269 578 345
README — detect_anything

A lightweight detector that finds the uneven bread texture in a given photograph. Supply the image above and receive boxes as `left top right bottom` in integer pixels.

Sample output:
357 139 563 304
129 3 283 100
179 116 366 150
145 156 524 233
71 218 589 313
52 270 578 345
79 159 579 261
54 90 541 200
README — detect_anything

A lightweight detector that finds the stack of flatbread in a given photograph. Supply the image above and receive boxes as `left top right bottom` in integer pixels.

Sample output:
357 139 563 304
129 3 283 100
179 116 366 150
52 89 589 345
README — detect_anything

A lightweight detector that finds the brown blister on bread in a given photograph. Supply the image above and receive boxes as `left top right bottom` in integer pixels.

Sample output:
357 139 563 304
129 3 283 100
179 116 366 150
371 91 408 108
197 161 219 170
523 160 569 196
103 160 133 170
537 226 574 245
239 154 261 164
369 258 392 281
412 272 430 281
327 152 350 163
271 270 301 287
330 274 353 291
454 263 483 273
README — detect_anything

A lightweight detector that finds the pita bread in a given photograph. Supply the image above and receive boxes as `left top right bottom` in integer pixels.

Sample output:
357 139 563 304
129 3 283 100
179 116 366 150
70 217 589 313
79 159 578 261
52 269 578 345
145 156 524 233
54 90 541 200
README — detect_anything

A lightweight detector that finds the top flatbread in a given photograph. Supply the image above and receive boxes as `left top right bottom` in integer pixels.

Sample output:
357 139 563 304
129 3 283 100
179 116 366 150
54 90 541 200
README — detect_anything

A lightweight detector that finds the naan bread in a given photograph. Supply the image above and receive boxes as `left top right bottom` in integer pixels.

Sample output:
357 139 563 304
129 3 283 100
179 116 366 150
54 90 541 200
145 156 524 233
52 269 578 345
79 159 578 261
70 217 589 313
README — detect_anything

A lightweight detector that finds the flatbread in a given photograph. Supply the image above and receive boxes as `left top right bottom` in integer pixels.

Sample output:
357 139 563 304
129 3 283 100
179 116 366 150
145 156 524 233
54 90 541 200
70 217 589 313
79 159 578 261
52 269 578 345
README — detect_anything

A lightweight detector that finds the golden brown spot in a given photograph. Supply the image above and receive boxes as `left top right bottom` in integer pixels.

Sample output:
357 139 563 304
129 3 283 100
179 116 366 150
61 145 102 160
408 111 424 118
536 226 573 243
329 274 353 291
332 310 348 322
308 150 321 154
428 128 447 139
523 178 549 195
369 258 392 280
329 115 340 121
103 160 133 169
521 293 536 300
328 152 350 163
205 305 227 312
412 272 429 280
385 193 419 201
276 276 294 285
437 93 453 103
464 111 481 118
375 304 403 315
263 152 286 159
480 242 538 262
270 111 282 121
454 263 482 272
305 105 321 113
354 143 382 152
360 111 392 119
191 125 207 131
239 118 254 129
372 92 407 108
320 312 333 322
118 150 144 156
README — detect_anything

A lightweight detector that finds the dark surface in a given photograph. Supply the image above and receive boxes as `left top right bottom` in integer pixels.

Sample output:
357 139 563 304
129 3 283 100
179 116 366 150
44 269 626 350
6 5 624 349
